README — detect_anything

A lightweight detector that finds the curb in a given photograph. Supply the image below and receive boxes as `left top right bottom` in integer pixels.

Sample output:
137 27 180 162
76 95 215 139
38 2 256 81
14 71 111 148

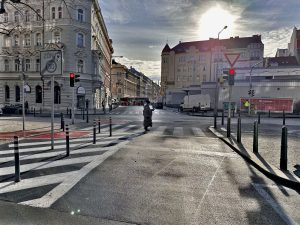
208 126 300 192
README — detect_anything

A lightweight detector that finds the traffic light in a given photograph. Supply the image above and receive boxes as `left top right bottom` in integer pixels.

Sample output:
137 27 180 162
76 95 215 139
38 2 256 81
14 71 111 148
75 74 80 83
251 89 255 97
70 73 75 87
228 68 235 85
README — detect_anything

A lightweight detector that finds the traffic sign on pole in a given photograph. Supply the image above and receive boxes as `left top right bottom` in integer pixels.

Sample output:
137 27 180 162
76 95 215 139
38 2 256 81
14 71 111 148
224 53 240 68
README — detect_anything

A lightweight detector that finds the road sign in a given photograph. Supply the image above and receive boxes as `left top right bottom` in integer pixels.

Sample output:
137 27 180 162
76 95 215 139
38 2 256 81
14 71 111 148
224 53 240 67
40 50 62 76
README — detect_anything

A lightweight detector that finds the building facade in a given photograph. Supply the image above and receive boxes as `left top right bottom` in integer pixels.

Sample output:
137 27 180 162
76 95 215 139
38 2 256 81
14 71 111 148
288 27 300 63
0 0 113 112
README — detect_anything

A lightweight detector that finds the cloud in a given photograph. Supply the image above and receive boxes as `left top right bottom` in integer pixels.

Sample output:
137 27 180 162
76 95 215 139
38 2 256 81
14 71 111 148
101 0 300 78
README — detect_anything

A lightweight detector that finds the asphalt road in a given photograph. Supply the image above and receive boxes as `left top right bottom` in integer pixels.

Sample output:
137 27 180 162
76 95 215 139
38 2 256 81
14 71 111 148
0 106 299 225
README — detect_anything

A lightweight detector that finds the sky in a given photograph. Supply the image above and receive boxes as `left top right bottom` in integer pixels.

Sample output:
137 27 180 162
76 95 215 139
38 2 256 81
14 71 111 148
101 0 300 82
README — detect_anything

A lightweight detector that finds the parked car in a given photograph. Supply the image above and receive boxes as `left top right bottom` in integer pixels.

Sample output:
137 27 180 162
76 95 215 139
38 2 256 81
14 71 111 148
2 104 23 114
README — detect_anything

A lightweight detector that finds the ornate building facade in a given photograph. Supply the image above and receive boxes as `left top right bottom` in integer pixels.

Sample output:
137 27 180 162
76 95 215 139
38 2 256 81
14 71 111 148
0 0 113 112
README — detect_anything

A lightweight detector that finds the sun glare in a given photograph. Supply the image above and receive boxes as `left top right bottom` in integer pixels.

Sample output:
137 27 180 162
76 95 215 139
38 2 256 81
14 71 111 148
198 5 236 40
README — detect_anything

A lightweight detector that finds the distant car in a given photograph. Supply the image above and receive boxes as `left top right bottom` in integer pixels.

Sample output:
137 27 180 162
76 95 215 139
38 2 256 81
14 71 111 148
0 108 3 115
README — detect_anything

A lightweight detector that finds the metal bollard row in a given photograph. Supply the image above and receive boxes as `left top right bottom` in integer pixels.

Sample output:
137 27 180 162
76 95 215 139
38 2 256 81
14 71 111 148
14 136 21 182
109 117 112 137
253 121 258 154
98 118 101 133
227 118 231 138
237 116 241 143
66 125 70 157
280 126 288 170
93 120 96 144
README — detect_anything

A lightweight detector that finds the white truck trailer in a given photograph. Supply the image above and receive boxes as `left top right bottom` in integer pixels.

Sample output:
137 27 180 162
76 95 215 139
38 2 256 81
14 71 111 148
179 94 211 112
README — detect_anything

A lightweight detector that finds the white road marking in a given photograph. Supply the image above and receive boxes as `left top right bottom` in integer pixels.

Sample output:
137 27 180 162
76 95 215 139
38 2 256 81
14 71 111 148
20 140 130 208
252 183 298 225
0 171 74 194
221 127 227 132
0 155 98 176
192 127 205 136
173 127 184 136
154 126 167 135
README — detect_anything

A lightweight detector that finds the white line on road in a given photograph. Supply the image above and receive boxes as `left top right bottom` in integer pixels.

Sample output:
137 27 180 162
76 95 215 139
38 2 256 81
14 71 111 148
20 140 130 208
192 127 205 136
173 127 184 136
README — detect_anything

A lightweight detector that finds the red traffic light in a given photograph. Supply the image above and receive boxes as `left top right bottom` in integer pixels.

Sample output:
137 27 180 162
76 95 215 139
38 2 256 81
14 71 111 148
229 69 235 75
70 73 75 78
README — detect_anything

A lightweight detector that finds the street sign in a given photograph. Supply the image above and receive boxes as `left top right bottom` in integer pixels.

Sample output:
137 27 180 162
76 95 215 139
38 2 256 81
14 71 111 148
40 50 62 76
224 53 240 67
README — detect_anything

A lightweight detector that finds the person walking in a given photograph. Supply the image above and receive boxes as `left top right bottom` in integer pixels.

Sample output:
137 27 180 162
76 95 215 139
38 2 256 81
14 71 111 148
143 100 154 132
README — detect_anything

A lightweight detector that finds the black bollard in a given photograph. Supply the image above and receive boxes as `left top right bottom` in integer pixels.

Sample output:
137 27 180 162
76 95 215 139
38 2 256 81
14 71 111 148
283 110 286 125
69 109 72 119
34 108 36 117
82 108 85 120
66 125 70 156
227 117 231 138
93 120 96 144
14 136 20 182
253 121 258 154
221 110 224 126
98 118 101 133
237 116 241 143
280 126 288 170
60 113 64 129
86 109 89 123
109 117 112 137
268 110 271 118
67 107 69 115
62 115 65 132
214 113 217 129
258 113 261 124
232 109 235 118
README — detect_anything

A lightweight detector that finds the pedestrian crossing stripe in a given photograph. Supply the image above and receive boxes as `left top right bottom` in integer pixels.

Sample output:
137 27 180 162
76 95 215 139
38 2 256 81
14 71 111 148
0 123 208 207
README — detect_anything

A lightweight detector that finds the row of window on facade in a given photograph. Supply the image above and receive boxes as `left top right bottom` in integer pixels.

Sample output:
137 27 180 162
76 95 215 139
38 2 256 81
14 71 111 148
3 85 60 104
3 59 84 73
6 32 85 48
176 74 207 82
2 8 85 23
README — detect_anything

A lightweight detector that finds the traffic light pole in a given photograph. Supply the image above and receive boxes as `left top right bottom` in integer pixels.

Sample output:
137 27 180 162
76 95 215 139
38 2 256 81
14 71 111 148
51 76 55 150
72 86 75 124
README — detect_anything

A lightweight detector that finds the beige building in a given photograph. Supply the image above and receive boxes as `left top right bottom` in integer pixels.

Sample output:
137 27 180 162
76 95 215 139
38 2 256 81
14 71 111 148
0 0 113 112
161 35 264 105
111 62 161 102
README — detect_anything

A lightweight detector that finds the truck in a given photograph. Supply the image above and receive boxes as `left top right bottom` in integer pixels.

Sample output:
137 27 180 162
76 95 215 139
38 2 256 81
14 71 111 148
179 94 211 112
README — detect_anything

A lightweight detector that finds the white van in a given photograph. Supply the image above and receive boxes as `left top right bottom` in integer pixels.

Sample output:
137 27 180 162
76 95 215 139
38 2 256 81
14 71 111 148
179 94 211 112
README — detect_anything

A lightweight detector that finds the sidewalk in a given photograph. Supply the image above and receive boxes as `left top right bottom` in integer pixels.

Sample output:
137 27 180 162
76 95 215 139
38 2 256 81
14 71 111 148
209 126 300 192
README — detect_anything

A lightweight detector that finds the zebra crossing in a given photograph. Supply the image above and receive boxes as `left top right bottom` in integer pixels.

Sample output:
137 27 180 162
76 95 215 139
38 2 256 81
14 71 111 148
0 123 208 207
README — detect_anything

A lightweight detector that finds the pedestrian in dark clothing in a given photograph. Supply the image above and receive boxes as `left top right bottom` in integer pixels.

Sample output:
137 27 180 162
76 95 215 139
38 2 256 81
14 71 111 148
102 100 106 114
143 100 154 132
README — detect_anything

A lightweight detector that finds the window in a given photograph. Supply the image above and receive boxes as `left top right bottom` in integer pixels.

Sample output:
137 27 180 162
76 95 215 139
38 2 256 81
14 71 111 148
77 9 84 22
58 7 62 19
4 59 9 72
25 11 30 22
15 59 20 71
77 33 84 47
77 60 84 73
5 85 10 102
53 31 61 43
24 34 31 46
14 35 19 46
36 33 42 46
52 7 55 19
4 13 8 22
15 86 20 102
36 9 41 21
35 85 42 103
5 38 10 47
36 59 40 72
25 59 30 71
54 85 61 104
14 11 20 22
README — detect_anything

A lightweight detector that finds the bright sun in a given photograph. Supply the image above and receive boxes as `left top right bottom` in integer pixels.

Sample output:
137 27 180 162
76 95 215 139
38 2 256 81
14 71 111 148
198 5 236 40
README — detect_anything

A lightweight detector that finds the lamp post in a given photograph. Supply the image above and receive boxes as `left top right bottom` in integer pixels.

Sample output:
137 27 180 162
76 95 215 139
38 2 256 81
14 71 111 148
109 56 123 111
213 26 227 128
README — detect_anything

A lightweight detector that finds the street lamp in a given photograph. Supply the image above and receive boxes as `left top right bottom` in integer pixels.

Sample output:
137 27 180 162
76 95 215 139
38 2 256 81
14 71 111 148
109 56 123 111
214 25 227 128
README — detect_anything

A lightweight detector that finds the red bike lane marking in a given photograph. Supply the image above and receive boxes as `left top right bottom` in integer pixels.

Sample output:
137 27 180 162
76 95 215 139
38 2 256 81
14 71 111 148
31 131 90 139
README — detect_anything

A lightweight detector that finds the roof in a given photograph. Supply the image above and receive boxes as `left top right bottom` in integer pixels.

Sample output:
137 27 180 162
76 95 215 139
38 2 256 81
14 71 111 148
265 56 299 67
162 44 171 53
169 35 263 54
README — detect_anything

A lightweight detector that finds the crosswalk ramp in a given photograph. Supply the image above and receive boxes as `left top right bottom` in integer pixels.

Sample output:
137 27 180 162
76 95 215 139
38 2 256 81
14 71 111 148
152 126 207 137
0 123 143 207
